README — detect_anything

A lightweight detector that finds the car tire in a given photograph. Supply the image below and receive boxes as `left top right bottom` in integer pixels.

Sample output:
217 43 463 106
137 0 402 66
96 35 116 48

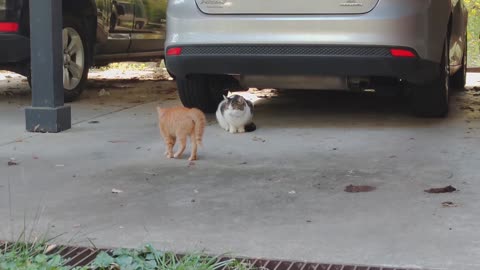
62 16 90 102
410 38 450 118
177 75 235 113
450 36 467 89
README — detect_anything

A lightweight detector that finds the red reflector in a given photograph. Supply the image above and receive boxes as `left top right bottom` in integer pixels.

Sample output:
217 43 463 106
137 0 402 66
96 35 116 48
167 47 182 56
0 22 19 32
390 49 415 58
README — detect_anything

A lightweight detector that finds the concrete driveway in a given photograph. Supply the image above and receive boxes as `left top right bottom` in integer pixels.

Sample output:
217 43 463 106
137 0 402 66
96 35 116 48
1 68 480 270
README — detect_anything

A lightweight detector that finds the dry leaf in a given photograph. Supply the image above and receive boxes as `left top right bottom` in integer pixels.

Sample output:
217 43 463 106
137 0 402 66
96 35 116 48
7 160 18 166
425 185 457 194
442 201 458 208
108 140 130 143
112 188 124 194
252 136 266 143
345 185 376 193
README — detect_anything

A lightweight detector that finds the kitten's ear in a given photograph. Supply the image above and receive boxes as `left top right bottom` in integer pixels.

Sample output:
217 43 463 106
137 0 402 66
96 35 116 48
223 95 228 101
227 91 232 97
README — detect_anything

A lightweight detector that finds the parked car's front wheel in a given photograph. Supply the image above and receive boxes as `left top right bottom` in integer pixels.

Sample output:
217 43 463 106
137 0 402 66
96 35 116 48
410 38 450 118
176 75 237 113
28 16 89 102
62 16 89 102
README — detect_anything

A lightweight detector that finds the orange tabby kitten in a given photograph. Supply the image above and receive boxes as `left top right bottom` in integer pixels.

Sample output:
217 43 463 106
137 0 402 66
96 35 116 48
157 106 206 161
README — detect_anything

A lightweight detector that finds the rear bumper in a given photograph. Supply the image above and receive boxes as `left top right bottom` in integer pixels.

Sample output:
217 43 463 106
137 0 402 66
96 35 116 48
165 45 439 84
0 33 30 63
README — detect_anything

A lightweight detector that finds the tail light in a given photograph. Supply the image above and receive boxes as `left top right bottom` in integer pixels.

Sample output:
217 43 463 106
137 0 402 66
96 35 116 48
0 22 18 32
0 0 20 32
390 48 416 58
167 47 182 56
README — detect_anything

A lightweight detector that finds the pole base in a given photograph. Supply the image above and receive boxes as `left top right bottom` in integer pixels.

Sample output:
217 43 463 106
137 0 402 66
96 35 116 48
25 106 71 133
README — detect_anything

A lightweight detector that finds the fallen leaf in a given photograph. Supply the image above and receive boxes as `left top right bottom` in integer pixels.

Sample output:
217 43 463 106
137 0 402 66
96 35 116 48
98 89 110 96
188 161 196 167
112 188 124 194
88 121 100 124
425 185 457 194
7 160 18 166
108 140 130 143
442 201 458 208
345 185 376 193
33 124 40 132
252 136 266 143
32 156 39 160
45 245 57 253
460 106 475 112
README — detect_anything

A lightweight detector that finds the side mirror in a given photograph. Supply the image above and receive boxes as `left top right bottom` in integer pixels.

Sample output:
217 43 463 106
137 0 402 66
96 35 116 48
116 5 126 16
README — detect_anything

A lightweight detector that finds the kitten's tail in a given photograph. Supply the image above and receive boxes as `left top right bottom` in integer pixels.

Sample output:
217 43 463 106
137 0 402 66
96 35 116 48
189 108 206 146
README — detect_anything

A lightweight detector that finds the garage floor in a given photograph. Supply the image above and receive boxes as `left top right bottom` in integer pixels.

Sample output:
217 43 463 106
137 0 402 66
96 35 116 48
1 68 480 270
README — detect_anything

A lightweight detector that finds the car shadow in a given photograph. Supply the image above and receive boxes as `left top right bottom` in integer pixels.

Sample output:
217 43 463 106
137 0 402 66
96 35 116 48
249 88 469 130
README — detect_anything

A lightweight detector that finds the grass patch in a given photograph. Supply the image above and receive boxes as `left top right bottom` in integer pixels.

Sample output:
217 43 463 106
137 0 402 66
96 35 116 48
91 244 254 270
1 238 254 270
0 236 87 270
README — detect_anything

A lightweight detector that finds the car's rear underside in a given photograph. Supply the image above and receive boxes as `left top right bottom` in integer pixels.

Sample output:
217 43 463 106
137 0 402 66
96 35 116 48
165 0 467 117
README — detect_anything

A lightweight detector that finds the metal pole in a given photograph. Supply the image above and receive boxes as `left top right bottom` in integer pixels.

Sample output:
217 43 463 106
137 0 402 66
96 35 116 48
25 0 71 133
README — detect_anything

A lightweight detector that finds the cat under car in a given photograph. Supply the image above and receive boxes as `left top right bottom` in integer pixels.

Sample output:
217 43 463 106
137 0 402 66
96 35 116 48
216 94 256 134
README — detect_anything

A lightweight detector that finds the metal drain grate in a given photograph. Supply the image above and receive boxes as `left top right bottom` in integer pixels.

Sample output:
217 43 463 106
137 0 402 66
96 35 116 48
0 242 426 270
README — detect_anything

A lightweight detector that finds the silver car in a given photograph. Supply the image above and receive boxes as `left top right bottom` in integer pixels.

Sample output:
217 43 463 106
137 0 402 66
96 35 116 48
165 0 468 117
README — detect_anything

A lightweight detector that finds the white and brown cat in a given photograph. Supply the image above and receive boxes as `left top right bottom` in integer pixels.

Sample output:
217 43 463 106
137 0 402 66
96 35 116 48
216 94 256 133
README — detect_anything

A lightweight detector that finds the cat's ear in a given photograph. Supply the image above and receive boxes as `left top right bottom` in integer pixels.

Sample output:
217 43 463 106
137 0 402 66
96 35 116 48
223 95 228 101
227 91 232 97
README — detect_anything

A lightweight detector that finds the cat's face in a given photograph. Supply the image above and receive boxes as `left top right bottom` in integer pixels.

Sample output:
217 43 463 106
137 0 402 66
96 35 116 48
228 95 247 111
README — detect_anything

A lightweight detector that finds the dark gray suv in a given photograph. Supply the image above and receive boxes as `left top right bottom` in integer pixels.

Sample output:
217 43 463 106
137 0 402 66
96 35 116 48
165 0 468 117
0 0 167 101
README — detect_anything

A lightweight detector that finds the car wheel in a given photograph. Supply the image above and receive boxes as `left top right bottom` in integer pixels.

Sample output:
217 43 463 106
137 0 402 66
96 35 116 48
62 16 89 102
176 75 235 113
450 35 467 89
410 38 449 118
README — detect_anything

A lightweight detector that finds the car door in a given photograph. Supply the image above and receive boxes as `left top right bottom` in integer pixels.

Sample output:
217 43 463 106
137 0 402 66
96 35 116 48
95 0 133 56
128 0 166 56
